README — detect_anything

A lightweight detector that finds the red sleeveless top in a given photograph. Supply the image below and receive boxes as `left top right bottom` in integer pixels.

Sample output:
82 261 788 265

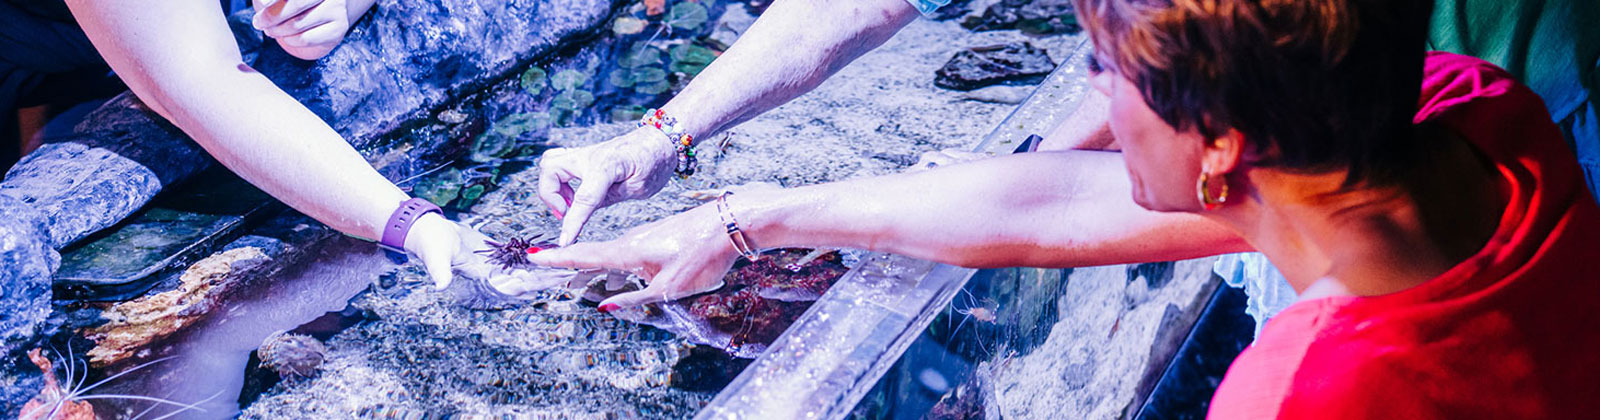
1208 52 1600 419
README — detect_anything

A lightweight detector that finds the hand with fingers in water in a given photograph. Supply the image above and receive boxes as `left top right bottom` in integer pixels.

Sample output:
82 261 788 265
401 216 508 291
527 203 738 312
252 0 377 60
537 126 680 247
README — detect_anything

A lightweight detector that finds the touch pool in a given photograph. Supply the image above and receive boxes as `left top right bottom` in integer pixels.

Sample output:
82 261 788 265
4 0 1251 419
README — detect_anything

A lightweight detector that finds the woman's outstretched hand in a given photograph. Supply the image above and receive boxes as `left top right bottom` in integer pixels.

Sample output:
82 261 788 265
537 127 679 247
527 204 738 312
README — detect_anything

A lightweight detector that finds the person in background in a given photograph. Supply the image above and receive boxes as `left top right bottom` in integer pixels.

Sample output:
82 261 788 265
0 0 501 311
1433 0 1599 195
535 0 1600 416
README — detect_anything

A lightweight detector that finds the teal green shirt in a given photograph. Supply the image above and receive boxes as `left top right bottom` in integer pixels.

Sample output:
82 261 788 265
1430 0 1599 119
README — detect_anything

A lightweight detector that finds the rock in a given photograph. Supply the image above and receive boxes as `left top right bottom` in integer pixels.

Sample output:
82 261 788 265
0 195 61 414
669 346 752 393
960 0 1080 35
705 4 756 50
974 260 1219 419
928 0 978 21
257 333 329 378
738 0 773 15
82 247 272 366
957 84 1035 104
0 195 58 363
1 369 45 420
934 41 1057 91
255 0 625 169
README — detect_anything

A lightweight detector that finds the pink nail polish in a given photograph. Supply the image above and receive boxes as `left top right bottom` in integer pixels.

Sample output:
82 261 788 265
598 303 620 313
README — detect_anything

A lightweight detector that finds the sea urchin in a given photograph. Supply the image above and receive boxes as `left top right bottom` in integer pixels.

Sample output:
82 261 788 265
475 234 555 269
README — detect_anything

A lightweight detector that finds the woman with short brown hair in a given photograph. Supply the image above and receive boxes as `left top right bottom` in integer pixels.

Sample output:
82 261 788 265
1074 0 1600 416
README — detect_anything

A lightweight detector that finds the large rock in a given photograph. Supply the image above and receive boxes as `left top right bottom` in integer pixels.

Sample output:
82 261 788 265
960 0 1079 35
82 247 272 367
934 41 1057 91
0 196 56 358
0 195 56 419
0 0 621 413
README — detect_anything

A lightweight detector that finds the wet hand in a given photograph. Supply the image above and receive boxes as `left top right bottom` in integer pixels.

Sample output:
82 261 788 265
537 127 678 247
527 204 737 311
253 0 363 60
403 215 500 290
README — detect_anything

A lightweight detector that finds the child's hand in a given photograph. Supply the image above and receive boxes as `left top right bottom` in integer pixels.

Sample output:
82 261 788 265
252 0 366 60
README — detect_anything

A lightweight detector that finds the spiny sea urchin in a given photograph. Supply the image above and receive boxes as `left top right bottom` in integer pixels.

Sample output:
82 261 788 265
475 233 556 269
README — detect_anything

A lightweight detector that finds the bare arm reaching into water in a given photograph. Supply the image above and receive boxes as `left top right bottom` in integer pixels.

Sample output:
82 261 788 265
65 0 489 288
531 150 1250 309
536 0 923 246
537 0 1125 246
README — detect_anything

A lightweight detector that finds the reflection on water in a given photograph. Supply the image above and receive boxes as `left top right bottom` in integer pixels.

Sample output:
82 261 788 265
96 238 394 420
57 210 228 280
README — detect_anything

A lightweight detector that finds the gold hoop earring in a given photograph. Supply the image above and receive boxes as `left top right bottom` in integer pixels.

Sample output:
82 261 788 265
1197 171 1229 210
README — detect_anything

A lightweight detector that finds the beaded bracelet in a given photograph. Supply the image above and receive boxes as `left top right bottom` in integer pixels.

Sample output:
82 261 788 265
639 108 698 178
716 192 761 261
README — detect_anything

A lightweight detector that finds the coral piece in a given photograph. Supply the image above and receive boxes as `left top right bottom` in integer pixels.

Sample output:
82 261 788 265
84 247 271 366
687 289 809 348
258 333 329 378
18 349 96 420
644 0 666 16
602 248 849 356
18 346 201 420
693 249 848 348
925 370 988 420
739 248 846 301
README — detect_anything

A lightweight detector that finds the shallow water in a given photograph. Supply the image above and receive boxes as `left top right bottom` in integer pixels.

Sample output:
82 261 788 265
95 238 394 419
42 3 1077 418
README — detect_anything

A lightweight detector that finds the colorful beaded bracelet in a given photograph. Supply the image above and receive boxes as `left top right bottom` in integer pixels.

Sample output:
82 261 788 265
639 108 698 178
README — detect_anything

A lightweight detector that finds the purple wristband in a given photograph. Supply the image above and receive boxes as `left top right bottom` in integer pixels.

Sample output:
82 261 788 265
380 197 443 251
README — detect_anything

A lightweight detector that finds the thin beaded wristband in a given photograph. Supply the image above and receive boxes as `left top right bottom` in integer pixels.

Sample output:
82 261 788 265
639 108 698 178
715 191 761 261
